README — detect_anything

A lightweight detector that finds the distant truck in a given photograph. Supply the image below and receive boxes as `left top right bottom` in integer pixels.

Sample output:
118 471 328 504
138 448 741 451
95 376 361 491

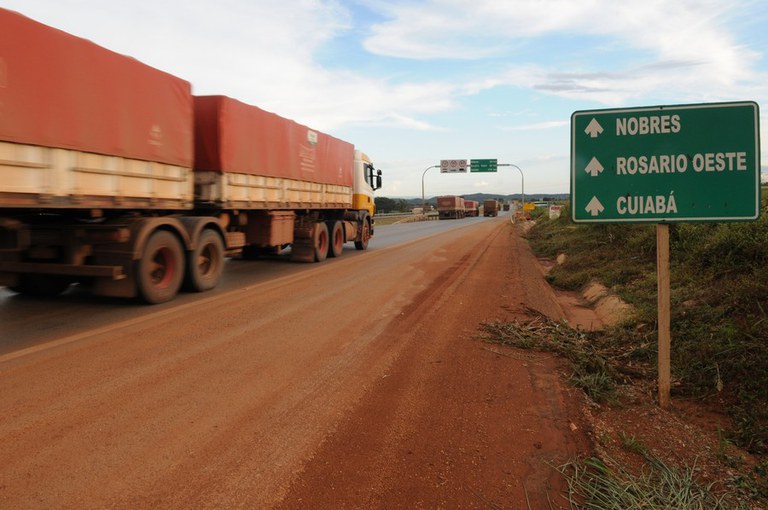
0 9 382 304
437 196 466 220
464 200 479 217
483 199 500 217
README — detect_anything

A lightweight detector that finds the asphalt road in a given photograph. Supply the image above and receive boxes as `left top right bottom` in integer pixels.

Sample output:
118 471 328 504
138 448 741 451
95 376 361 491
0 215 501 354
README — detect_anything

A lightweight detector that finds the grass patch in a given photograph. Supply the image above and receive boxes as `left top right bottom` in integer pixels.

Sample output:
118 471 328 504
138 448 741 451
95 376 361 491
618 432 649 456
480 312 767 507
479 311 644 404
508 194 768 506
558 454 732 509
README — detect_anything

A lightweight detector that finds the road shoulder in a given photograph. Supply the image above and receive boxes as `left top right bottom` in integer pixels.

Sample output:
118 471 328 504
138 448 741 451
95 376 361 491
277 220 593 508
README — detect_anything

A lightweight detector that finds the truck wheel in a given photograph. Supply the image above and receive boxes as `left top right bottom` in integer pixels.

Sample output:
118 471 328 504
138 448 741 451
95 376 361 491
327 220 343 258
313 222 329 262
8 274 71 297
137 230 184 304
185 229 225 292
354 220 370 250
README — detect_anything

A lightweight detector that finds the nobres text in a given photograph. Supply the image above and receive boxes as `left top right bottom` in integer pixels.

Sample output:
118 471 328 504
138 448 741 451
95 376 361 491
616 115 681 136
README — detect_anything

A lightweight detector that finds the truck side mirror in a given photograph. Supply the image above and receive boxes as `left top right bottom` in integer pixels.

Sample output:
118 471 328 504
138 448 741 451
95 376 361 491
369 167 382 190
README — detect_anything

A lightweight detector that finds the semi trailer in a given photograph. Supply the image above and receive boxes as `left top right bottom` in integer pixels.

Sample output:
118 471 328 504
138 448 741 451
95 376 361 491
437 196 466 220
0 9 382 304
464 200 479 217
483 199 500 217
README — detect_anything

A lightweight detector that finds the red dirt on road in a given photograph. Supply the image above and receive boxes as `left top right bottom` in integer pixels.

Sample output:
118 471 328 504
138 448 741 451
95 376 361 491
277 223 592 508
0 220 594 509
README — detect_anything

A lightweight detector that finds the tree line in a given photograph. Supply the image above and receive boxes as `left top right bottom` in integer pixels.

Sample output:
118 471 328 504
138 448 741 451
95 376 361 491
375 197 414 213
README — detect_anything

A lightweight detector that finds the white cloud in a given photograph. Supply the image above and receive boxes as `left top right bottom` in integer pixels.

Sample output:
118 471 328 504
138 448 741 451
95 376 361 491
365 0 754 64
503 120 570 131
387 180 403 193
9 0 764 130
363 0 766 105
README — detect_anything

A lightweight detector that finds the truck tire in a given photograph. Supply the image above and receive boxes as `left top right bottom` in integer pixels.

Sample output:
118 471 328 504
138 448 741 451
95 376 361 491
184 229 225 292
327 220 343 258
313 222 329 262
354 219 370 250
8 274 72 298
137 230 184 304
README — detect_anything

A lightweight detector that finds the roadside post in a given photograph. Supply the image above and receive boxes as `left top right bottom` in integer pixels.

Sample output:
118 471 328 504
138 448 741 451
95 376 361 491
421 164 440 210
571 101 761 408
497 163 525 212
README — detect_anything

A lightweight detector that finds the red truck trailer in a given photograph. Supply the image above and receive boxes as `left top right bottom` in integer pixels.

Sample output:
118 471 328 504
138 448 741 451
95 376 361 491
0 9 382 304
464 200 479 217
437 196 466 220
483 199 500 217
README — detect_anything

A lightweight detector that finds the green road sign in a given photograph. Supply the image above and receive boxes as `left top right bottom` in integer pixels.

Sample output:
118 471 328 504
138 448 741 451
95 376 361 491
571 102 760 223
470 159 498 172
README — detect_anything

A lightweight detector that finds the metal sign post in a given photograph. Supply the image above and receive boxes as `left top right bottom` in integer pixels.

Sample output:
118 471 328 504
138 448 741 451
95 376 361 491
498 163 525 212
657 224 671 408
421 164 439 209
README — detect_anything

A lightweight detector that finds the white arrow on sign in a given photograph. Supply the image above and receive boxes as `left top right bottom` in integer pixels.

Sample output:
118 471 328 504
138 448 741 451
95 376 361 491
585 118 603 138
585 157 604 177
585 196 605 217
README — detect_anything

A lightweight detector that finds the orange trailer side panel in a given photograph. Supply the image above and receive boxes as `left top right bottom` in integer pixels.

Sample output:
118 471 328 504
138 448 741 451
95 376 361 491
0 8 193 167
437 196 462 208
193 96 354 187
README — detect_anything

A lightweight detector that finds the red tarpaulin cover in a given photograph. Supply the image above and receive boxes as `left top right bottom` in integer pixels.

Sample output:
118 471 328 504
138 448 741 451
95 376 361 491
0 9 193 167
194 96 354 187
438 196 463 207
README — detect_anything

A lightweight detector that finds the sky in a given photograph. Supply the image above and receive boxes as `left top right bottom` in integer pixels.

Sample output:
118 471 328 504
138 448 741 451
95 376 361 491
3 0 767 199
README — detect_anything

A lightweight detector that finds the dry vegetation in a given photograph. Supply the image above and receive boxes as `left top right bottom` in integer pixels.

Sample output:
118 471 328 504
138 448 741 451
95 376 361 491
480 195 768 508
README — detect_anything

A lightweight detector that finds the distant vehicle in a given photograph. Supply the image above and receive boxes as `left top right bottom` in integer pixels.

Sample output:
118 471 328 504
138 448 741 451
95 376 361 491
437 196 466 220
464 200 479 217
483 199 500 217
